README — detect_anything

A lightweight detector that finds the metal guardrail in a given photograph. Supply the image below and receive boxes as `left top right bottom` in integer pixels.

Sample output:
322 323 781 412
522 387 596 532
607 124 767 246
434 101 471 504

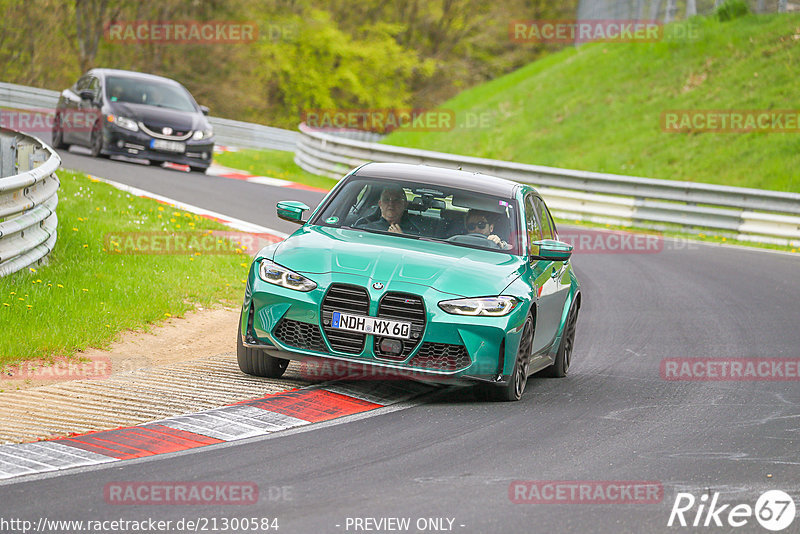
294 123 800 247
0 128 61 277
0 81 299 152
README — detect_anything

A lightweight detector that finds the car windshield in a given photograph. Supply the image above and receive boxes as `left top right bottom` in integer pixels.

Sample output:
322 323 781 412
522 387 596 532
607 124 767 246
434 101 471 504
312 177 521 255
105 76 197 112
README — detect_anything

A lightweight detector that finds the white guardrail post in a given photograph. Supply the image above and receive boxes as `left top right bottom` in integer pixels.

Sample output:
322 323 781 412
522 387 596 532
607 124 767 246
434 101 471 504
294 123 800 247
0 128 61 277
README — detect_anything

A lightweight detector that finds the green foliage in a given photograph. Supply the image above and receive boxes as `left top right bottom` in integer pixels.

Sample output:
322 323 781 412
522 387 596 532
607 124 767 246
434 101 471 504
716 0 751 21
0 0 576 128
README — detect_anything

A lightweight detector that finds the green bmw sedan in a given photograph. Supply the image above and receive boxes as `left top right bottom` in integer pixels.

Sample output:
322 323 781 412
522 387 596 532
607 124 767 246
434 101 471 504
238 163 581 401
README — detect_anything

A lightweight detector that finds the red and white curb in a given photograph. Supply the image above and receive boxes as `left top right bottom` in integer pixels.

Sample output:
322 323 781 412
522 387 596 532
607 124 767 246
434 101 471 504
205 163 328 193
0 381 435 482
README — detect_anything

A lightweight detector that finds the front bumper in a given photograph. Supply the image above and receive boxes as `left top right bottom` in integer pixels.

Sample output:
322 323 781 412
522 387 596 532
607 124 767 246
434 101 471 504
241 270 529 386
103 124 214 167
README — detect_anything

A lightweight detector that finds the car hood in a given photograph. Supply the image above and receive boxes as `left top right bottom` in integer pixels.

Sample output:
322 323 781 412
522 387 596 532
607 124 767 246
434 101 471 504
109 102 203 131
272 226 526 297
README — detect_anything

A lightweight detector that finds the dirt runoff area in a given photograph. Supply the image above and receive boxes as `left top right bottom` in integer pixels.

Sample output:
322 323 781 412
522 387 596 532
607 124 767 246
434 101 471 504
0 307 316 444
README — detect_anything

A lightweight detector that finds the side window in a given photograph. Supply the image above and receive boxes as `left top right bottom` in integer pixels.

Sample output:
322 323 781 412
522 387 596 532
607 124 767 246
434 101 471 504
533 197 555 240
88 77 101 98
75 76 90 91
524 195 542 252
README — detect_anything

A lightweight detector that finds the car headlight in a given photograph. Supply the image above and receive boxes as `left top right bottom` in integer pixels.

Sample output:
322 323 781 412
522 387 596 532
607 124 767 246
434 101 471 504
108 115 138 132
258 259 317 292
192 128 213 140
438 296 519 316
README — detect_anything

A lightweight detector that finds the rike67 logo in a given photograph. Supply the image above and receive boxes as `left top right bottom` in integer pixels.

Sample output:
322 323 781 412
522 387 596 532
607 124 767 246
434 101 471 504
668 490 796 531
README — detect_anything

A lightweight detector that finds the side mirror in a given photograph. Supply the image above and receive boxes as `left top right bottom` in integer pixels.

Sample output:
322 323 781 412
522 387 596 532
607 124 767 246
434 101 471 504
79 89 95 101
530 239 573 261
199 105 210 116
277 200 310 224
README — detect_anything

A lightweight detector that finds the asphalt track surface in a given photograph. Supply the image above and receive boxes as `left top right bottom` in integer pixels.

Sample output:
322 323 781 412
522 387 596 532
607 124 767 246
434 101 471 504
2 141 799 533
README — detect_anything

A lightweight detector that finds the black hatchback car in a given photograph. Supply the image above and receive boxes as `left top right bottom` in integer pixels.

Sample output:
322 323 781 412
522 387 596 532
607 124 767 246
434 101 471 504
52 68 214 172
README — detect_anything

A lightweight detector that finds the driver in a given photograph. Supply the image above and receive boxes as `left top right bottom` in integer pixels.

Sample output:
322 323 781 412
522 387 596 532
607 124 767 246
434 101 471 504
465 209 511 249
362 185 419 235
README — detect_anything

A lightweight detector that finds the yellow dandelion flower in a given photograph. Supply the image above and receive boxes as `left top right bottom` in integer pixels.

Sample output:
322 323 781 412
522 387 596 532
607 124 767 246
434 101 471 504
83 244 88 248
240 263 248 267
175 224 181 229
2 303 9 307
72 227 79 231
26 305 32 309
57 284 64 288
164 313 171 317
29 268 36 273
170 218 176 223
18 298 24 301
81 288 88 292
105 324 110 328
158 206 164 211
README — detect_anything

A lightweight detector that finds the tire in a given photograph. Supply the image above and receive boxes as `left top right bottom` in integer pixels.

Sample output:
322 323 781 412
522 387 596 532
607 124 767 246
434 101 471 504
476 314 534 402
51 115 68 150
90 121 108 158
236 321 289 378
539 299 579 378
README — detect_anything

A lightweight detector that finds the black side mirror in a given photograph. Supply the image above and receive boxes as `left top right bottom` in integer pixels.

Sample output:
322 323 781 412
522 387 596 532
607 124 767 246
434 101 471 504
200 105 210 116
79 89 95 101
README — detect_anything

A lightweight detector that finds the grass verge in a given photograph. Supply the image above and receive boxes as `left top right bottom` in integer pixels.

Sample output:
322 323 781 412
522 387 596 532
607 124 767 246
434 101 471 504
0 170 251 366
383 13 800 192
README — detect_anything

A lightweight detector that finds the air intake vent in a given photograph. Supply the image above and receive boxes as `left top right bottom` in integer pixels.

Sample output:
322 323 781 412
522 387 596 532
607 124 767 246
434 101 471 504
273 319 325 352
321 284 370 354
409 342 470 371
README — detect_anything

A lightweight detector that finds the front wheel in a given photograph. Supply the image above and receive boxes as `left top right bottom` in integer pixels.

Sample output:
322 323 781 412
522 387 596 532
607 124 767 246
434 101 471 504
476 314 533 402
51 115 68 149
90 122 108 158
539 299 579 378
236 321 288 378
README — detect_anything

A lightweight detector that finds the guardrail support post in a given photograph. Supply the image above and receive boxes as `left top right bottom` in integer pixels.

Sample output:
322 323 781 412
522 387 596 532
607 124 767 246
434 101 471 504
0 136 16 177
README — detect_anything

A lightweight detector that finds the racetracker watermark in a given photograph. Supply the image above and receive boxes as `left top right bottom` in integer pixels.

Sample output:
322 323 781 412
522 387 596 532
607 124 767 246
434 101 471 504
509 480 663 504
668 489 796 531
558 229 700 254
0 108 100 133
302 109 492 134
1 356 112 381
103 231 279 255
661 358 800 381
104 20 258 44
510 20 662 43
662 110 800 133
297 360 467 381
104 482 264 505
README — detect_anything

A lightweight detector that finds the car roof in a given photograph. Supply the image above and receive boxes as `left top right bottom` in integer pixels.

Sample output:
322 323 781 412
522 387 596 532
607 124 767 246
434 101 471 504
351 162 525 197
88 69 182 87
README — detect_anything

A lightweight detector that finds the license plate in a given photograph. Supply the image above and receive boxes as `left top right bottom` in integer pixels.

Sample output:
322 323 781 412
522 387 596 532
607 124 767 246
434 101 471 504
150 139 185 153
331 311 411 339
